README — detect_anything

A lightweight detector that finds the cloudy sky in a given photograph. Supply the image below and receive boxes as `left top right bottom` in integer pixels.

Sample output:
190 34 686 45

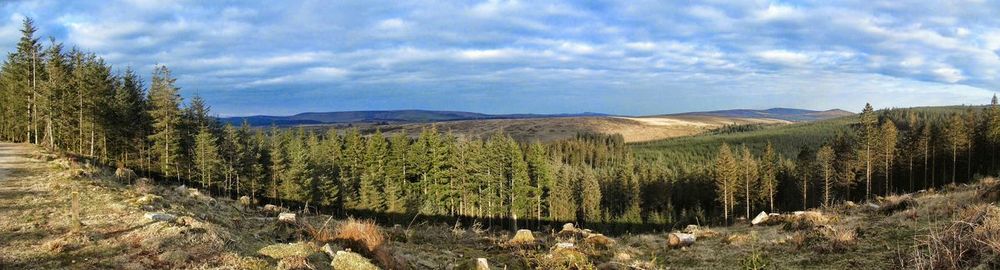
1 0 999 116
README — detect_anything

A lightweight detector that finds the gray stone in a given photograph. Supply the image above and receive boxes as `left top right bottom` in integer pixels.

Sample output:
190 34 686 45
144 212 177 222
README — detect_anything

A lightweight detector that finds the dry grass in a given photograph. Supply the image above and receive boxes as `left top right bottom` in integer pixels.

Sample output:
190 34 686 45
978 177 1000 202
333 217 402 269
909 204 1000 269
878 194 918 214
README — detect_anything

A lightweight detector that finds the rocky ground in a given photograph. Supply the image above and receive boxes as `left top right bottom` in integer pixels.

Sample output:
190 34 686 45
1 142 998 269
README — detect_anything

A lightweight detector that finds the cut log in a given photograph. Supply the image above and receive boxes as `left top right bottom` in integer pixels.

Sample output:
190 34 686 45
751 211 769 225
668 233 696 248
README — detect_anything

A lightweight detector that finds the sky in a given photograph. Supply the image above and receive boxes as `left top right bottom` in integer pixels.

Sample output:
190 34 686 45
1 0 999 116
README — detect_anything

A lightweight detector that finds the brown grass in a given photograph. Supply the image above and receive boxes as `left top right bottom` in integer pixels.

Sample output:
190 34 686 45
333 218 403 269
978 177 1000 202
781 212 830 231
909 204 1000 269
879 194 918 214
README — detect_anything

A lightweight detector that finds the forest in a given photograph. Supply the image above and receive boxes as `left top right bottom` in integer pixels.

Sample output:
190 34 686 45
2 18 998 232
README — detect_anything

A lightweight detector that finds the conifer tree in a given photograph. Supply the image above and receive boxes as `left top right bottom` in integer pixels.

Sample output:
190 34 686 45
386 132 408 214
945 113 969 184
549 164 577 221
988 95 1000 173
714 143 738 223
816 145 835 207
739 145 758 219
858 103 878 200
579 167 602 224
193 126 220 192
760 142 779 212
147 65 183 179
795 147 815 210
526 142 554 222
879 120 898 195
361 130 388 211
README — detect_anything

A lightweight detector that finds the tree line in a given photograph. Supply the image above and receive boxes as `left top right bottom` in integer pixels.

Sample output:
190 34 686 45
0 19 679 231
708 101 1000 223
5 19 998 230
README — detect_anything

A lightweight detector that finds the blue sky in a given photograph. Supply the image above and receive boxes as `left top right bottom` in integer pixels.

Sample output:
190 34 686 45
1 0 999 116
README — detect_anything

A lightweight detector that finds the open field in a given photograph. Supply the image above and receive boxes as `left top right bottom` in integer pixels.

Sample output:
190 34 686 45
316 115 791 143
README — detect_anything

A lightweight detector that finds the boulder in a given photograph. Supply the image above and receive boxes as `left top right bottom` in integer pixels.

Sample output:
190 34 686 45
330 250 380 270
667 233 696 248
278 212 297 224
476 258 489 270
144 212 177 223
562 223 576 232
751 211 769 225
866 202 880 210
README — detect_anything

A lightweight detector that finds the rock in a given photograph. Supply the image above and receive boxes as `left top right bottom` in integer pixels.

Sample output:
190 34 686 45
684 224 699 232
174 185 187 194
751 211 769 225
667 233 696 248
157 250 189 265
562 223 576 232
144 212 177 222
278 212 297 224
475 258 489 270
508 229 536 245
330 250 380 270
258 242 316 259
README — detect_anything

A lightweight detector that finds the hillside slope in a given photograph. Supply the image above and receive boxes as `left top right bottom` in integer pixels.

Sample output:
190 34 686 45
668 108 854 122
345 115 789 143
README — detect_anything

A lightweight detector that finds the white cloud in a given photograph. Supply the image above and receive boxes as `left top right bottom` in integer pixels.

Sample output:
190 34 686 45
755 50 811 66
933 67 964 83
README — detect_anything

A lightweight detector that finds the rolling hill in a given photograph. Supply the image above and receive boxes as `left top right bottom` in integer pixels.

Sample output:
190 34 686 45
219 110 608 126
222 108 852 143
667 108 854 122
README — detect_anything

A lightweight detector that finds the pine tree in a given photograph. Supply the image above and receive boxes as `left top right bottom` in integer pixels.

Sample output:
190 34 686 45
858 103 878 200
795 147 815 210
988 95 1000 173
147 65 183 179
945 113 969 184
816 145 835 207
759 142 779 212
579 167 602 224
879 120 898 195
193 126 221 192
549 164 577 221
714 143 738 223
361 130 388 211
526 142 554 224
739 145 758 219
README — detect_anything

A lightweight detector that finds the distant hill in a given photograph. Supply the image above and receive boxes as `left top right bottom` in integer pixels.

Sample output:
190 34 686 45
668 108 853 122
219 110 609 126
